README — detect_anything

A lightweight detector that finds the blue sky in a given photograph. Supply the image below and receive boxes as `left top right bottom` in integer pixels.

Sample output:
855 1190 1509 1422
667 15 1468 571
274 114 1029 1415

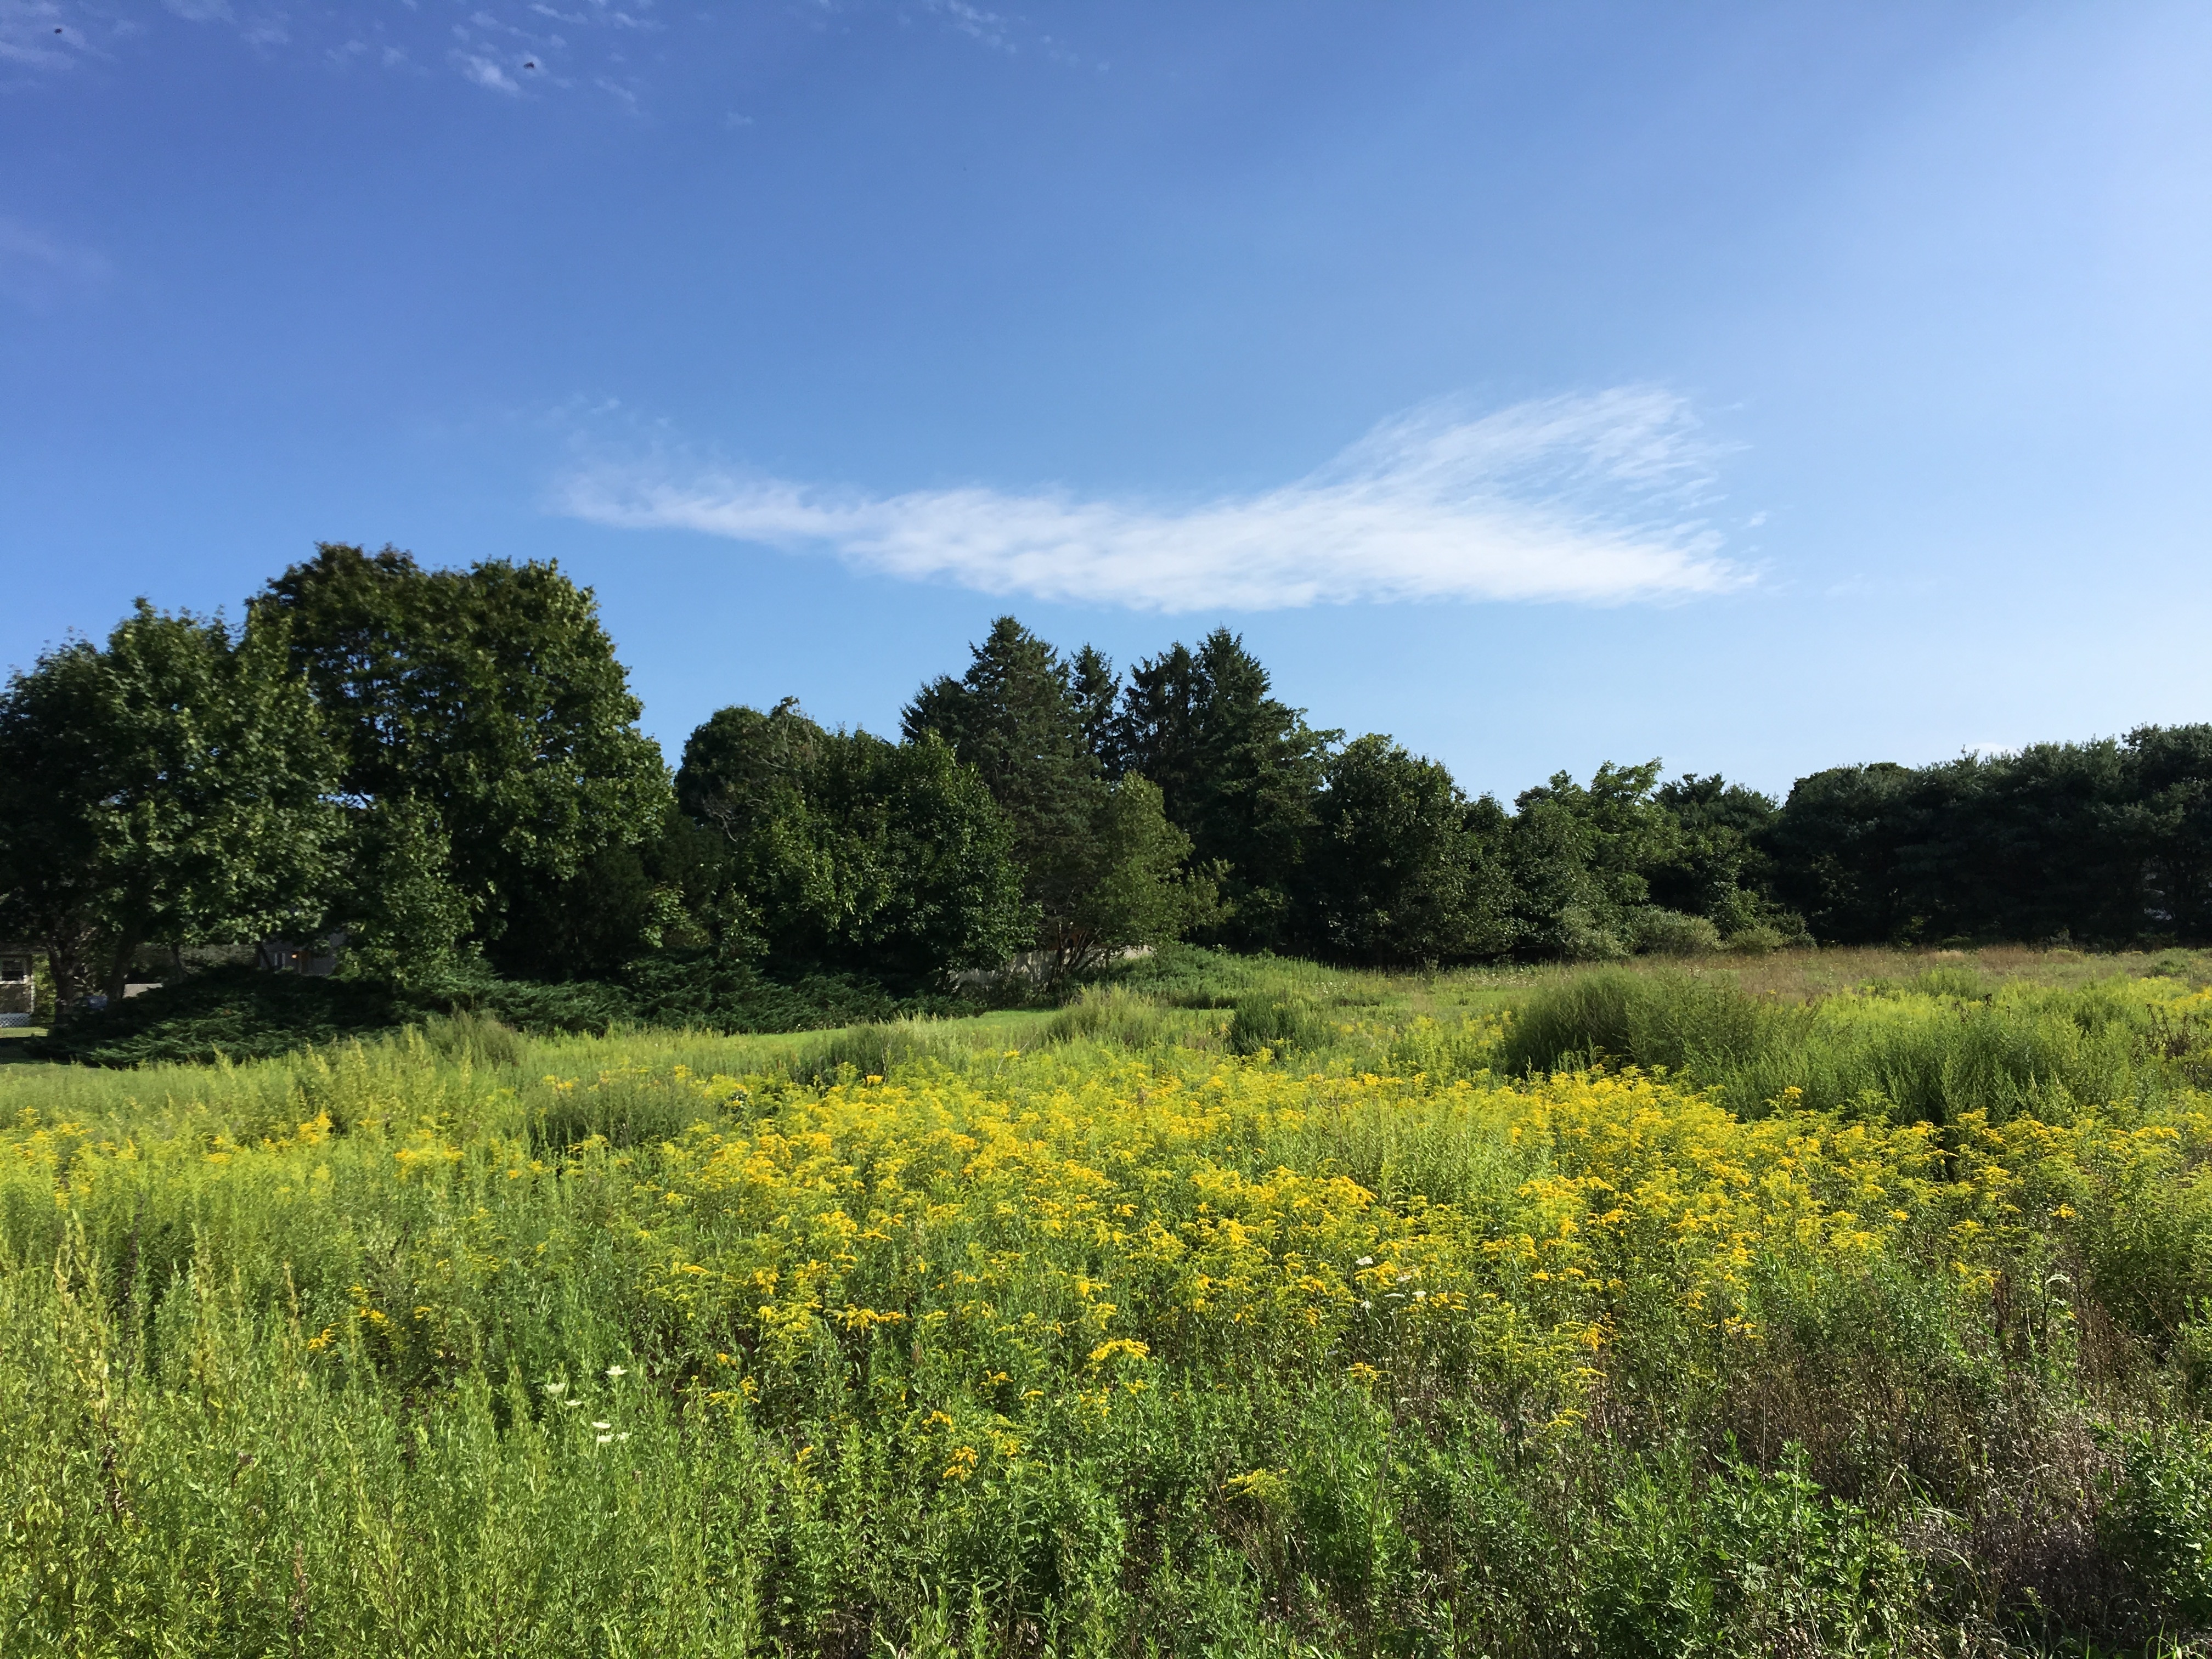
4 0 2209 800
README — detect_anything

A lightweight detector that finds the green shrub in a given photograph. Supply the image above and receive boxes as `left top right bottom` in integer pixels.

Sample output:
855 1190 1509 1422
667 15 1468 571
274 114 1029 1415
780 1016 980 1085
1877 962 1991 1001
1495 967 2183 1124
622 956 953 1032
1555 903 1631 962
417 1008 526 1070
1497 969 1768 1081
2108 1425 2212 1626
1590 1445 1915 1652
1627 906 1724 956
1110 943 1344 1010
29 957 968 1068
26 966 410 1066
444 973 635 1035
1723 921 1792 955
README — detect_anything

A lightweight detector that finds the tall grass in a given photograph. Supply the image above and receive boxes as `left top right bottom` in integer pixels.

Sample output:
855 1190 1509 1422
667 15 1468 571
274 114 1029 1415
7 956 2212 1652
1497 965 2212 1123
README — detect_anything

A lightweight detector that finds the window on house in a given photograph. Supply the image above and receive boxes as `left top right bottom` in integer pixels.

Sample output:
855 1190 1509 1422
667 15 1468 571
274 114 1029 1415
0 958 26 983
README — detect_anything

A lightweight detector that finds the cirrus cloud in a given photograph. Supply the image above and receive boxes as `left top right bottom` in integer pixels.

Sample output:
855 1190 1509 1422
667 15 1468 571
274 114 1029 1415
559 388 1751 612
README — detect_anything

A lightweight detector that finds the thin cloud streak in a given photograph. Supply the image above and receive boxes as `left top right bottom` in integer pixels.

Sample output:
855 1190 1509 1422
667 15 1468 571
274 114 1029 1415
561 390 1750 612
0 0 79 68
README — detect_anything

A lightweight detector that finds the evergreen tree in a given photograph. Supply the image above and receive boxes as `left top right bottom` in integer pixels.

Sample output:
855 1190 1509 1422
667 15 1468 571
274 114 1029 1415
1767 762 1943 944
1768 742 2161 947
1113 628 1337 950
1070 645 1121 775
902 617 1106 929
905 618 1215 973
1929 744 2141 944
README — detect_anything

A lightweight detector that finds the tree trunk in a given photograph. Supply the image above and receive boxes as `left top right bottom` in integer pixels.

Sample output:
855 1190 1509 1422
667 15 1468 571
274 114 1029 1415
43 940 82 1015
38 905 103 1014
104 923 145 1004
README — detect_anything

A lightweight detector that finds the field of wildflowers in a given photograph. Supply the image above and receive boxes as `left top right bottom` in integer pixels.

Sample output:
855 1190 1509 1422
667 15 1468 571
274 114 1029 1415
7 950 2212 1655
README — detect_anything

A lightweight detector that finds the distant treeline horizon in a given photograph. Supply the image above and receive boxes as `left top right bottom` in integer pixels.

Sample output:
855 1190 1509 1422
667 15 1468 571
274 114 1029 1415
3 541 2208 1014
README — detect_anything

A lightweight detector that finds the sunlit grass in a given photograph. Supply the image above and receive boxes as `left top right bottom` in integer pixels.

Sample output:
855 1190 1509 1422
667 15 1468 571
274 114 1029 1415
9 950 2212 1653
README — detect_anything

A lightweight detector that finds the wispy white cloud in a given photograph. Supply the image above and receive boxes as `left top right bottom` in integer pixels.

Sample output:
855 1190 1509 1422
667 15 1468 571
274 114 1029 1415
560 390 1750 612
155 0 291 56
455 49 520 92
0 0 78 68
0 216 111 304
5 0 1066 94
928 0 1013 54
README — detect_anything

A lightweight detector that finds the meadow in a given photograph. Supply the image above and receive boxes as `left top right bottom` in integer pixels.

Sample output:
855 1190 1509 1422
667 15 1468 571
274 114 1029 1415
9 946 2212 1655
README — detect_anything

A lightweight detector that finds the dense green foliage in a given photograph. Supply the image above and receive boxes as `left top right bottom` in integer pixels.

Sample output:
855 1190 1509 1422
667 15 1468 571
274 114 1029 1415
1772 730 2212 947
263 543 673 980
18 959 972 1068
9 950 2212 1653
903 618 1213 975
1298 733 1514 964
1108 628 1338 952
15 964 411 1066
674 699 1031 986
904 618 1108 909
1497 958 2212 1124
12 560 2212 1075
0 601 338 1002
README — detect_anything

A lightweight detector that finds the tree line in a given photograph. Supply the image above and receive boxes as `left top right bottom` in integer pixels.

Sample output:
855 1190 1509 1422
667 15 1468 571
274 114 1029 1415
4 543 2210 1012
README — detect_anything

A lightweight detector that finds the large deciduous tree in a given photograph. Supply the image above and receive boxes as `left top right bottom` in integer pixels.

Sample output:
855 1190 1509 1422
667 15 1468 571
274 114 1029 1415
1043 776 1218 980
674 700 1031 986
1296 733 1515 965
261 543 670 979
0 601 339 1003
1645 774 1796 942
1507 761 1682 958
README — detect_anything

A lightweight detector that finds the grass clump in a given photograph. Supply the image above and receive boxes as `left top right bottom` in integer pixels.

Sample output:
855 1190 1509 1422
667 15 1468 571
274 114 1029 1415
1227 990 1334 1057
1042 985 1180 1049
